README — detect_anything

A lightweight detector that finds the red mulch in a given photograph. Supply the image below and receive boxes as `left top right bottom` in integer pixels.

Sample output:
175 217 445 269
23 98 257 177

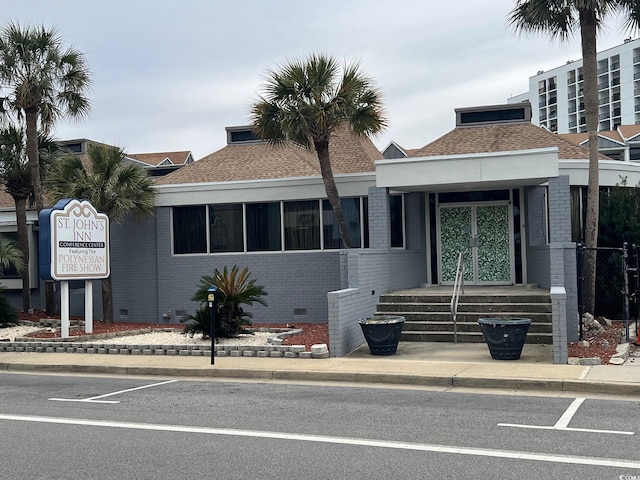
567 321 630 364
266 323 329 350
18 310 330 350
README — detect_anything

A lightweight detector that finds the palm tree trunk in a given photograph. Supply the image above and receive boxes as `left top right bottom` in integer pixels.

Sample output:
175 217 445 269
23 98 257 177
26 107 57 314
580 10 599 315
25 108 44 213
101 276 114 324
15 197 30 311
314 139 351 248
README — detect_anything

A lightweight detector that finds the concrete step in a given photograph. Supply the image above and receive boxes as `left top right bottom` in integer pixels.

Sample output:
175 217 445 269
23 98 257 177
401 321 552 334
380 294 551 304
400 330 553 344
377 302 552 313
376 311 552 323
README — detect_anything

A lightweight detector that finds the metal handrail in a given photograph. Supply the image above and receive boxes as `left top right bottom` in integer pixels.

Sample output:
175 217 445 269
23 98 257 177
450 252 465 343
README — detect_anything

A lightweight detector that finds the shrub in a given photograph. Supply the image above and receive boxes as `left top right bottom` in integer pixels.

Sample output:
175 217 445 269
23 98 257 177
0 288 17 327
182 265 268 339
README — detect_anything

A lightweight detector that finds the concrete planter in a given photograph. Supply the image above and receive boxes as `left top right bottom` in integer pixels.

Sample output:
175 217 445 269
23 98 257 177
478 317 532 360
358 316 405 355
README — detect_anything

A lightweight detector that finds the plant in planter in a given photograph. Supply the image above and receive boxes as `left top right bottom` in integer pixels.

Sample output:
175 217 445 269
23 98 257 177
477 317 532 360
182 265 268 339
358 315 405 355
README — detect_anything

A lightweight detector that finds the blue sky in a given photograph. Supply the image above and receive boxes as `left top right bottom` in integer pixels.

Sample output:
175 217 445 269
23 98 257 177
1 0 635 158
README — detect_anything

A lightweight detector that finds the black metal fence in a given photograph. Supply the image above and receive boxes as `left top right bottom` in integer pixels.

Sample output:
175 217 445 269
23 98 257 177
576 243 637 341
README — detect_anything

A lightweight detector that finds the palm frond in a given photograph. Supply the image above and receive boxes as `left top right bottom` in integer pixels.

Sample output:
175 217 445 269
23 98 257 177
45 143 156 223
0 234 24 274
251 53 386 146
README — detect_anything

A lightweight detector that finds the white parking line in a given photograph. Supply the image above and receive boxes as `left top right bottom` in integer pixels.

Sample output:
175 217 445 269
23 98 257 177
49 380 178 404
0 413 639 469
554 397 585 428
498 397 634 435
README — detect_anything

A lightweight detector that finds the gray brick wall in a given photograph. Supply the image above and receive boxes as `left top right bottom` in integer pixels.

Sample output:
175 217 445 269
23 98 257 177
110 188 426 356
551 286 568 364
147 207 342 325
329 250 392 356
547 175 576 361
111 215 159 323
548 176 572 244
368 186 390 249
328 188 427 356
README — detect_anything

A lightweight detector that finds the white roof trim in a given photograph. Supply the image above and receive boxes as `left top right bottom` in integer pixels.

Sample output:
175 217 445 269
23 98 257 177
381 140 409 157
376 147 560 166
560 159 640 186
155 172 376 206
376 148 560 192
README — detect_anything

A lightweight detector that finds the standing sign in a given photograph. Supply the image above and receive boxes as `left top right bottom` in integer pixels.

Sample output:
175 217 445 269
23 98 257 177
39 199 110 337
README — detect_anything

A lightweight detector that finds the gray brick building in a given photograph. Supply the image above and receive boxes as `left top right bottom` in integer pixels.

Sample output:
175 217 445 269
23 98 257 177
5 102 640 363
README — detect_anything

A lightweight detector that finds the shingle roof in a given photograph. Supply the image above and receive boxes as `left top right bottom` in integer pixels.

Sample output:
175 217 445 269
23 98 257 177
128 151 192 167
561 132 589 145
411 123 595 160
155 127 381 185
617 125 640 141
0 189 16 209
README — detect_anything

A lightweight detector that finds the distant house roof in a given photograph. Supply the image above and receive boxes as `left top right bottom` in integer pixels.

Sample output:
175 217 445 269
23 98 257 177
0 190 15 209
560 126 640 146
381 141 420 159
128 151 194 167
155 126 381 186
411 122 599 160
617 125 640 142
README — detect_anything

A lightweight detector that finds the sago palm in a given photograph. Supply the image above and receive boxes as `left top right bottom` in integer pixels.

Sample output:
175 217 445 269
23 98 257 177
188 265 268 338
45 144 156 323
508 0 640 315
251 54 386 248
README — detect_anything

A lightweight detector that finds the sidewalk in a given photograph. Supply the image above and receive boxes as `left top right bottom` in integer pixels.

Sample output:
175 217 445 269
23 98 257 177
1 342 639 397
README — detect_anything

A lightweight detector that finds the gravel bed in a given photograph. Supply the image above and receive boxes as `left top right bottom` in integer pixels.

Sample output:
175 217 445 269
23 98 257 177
89 331 273 346
0 326 274 346
0 326 41 342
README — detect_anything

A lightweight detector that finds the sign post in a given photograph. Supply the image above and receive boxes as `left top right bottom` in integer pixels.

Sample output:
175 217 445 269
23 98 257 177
208 286 217 365
39 199 110 338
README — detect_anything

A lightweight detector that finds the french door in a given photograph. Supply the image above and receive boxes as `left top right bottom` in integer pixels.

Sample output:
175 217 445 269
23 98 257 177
438 203 513 285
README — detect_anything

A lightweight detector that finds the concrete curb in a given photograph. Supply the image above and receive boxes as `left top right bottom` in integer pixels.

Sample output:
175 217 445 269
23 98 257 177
2 360 638 397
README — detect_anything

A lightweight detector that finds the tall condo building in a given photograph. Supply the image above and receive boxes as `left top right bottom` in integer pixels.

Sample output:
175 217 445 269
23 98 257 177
508 38 640 133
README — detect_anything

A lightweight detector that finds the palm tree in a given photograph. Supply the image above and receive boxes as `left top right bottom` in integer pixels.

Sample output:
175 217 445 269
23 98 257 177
0 22 91 213
0 233 23 275
508 1 640 315
250 54 386 248
0 124 58 311
45 144 156 323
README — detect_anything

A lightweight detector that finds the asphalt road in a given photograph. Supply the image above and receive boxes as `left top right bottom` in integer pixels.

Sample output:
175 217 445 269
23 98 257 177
1 372 639 480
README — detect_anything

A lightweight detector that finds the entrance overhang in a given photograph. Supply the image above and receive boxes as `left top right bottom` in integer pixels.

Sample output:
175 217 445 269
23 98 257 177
375 147 559 192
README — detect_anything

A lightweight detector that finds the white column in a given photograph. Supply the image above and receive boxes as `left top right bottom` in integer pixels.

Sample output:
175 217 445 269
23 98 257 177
60 281 69 338
85 280 93 334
